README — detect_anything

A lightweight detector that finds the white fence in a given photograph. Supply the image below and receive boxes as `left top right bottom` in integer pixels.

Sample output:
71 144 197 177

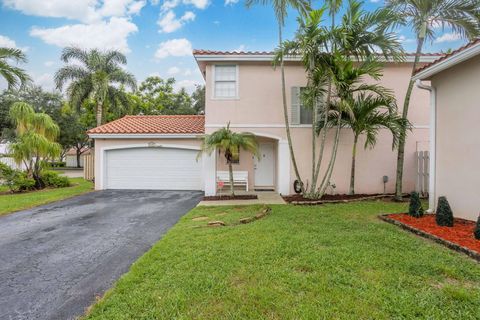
415 151 429 196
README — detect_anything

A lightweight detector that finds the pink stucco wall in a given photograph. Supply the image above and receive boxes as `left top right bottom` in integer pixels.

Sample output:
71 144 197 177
205 60 430 194
431 55 480 221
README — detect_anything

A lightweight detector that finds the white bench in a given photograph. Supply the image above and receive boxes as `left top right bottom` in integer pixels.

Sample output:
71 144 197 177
217 171 249 191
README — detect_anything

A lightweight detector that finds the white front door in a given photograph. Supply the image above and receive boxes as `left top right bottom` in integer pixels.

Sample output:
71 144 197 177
254 142 275 187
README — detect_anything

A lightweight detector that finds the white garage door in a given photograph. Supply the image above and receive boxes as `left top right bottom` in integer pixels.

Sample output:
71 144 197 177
105 147 202 190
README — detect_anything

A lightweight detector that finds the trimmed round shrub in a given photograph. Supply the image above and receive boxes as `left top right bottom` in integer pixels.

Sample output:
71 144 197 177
408 192 424 218
41 170 71 188
474 215 480 240
436 196 454 227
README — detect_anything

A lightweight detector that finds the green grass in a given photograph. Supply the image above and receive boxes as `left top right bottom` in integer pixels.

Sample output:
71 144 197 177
0 178 93 216
86 201 480 319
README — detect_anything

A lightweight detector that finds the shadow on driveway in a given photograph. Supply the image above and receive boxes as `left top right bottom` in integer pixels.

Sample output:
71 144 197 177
0 190 203 320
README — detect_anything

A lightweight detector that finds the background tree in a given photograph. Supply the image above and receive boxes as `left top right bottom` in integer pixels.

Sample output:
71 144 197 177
0 47 30 90
191 85 205 114
8 102 61 187
246 0 310 192
198 123 258 196
386 0 480 201
327 93 406 194
55 47 137 127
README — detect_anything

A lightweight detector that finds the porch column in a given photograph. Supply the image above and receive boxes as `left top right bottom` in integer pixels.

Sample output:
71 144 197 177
277 140 291 195
202 149 216 196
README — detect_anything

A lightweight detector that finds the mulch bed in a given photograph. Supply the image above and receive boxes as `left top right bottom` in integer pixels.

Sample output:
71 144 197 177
380 213 480 261
202 195 258 201
283 193 394 204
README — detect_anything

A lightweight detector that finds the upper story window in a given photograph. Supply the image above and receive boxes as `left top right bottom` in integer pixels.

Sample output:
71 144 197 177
213 65 238 99
291 87 313 125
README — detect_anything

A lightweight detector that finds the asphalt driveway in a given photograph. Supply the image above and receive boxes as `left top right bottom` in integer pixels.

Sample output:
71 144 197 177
0 190 203 320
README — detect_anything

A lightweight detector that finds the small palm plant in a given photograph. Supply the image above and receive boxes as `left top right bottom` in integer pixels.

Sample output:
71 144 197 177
8 102 61 188
198 123 259 196
0 47 31 89
328 93 407 195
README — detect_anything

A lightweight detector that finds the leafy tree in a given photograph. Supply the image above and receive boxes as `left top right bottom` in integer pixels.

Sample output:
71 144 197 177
55 47 137 127
198 123 259 196
246 0 310 193
386 0 480 201
329 93 406 194
8 102 61 188
408 191 424 217
436 196 454 227
0 47 31 90
191 84 205 114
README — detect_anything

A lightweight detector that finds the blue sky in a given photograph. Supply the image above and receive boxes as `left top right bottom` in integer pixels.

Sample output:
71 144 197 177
0 0 467 92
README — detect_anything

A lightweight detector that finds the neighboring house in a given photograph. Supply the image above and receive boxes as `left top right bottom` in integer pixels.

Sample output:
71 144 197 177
88 50 442 195
413 39 480 221
65 147 91 168
0 142 25 170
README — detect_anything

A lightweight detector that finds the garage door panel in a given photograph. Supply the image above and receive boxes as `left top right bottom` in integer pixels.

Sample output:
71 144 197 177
105 147 202 190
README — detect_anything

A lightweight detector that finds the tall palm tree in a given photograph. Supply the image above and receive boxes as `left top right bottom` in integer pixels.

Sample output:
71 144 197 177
328 93 406 194
9 102 61 187
246 0 310 192
198 123 259 196
0 47 30 90
386 0 480 201
55 47 137 127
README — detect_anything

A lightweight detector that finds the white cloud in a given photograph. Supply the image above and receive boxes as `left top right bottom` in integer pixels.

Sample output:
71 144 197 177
158 10 195 33
434 32 461 43
0 34 28 51
33 73 55 91
157 0 209 11
398 35 415 44
44 61 55 67
154 38 192 59
370 0 382 3
3 0 146 22
225 0 239 5
167 66 181 74
174 79 198 92
234 44 246 52
30 17 138 53
183 68 192 76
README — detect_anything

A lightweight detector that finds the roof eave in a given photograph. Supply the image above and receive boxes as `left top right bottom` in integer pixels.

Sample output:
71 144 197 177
88 133 204 139
413 42 480 81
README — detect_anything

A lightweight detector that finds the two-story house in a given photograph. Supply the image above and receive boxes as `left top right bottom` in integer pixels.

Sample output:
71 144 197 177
88 50 441 196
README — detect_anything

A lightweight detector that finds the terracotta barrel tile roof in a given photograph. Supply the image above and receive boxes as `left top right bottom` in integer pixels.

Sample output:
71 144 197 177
193 49 442 57
414 38 480 75
87 115 205 135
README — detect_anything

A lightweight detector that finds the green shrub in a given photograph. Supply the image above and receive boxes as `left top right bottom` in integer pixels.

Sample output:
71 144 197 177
41 170 71 188
436 196 454 227
474 216 480 240
0 163 36 192
408 192 424 218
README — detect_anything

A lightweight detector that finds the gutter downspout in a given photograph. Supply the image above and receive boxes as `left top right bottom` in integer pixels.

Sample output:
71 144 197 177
415 79 436 213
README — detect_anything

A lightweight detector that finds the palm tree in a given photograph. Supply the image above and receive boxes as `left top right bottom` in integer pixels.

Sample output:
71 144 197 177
9 102 61 187
54 47 137 127
386 0 480 201
198 123 259 196
246 0 310 193
0 47 30 90
328 93 407 194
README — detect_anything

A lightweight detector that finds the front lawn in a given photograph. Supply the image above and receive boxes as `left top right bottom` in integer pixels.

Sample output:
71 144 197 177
86 202 480 319
0 178 93 216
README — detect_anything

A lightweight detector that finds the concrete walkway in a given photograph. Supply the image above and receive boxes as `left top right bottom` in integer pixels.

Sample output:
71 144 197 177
197 191 286 206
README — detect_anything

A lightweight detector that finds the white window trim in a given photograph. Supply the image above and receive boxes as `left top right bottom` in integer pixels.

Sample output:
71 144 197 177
211 64 239 100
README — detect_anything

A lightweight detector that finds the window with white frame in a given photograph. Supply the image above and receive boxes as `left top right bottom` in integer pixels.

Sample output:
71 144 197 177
291 87 313 125
214 65 237 98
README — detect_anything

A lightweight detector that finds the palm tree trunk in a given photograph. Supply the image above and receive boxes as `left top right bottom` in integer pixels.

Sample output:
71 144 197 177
394 37 424 201
349 134 358 195
228 162 235 197
319 113 342 196
96 101 103 127
279 23 303 193
309 59 317 195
